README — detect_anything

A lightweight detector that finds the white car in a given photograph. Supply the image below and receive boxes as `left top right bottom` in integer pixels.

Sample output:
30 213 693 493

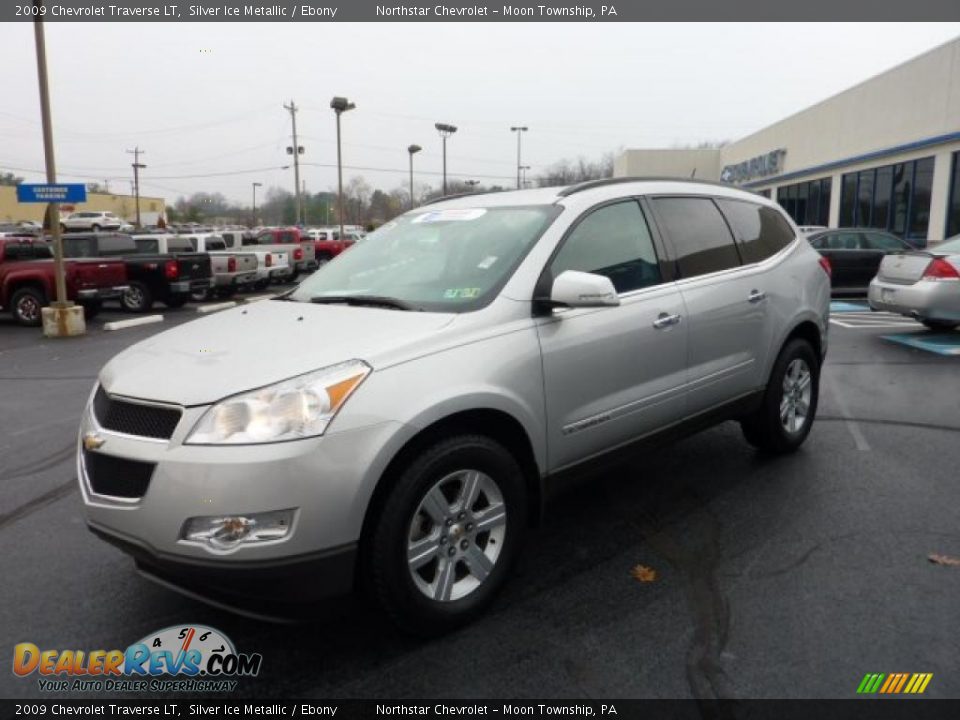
61 211 123 232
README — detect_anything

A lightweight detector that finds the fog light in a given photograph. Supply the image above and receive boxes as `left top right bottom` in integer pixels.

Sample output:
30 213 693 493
181 509 294 551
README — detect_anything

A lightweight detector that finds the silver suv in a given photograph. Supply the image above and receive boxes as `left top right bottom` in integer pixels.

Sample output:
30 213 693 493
78 179 830 633
61 211 123 232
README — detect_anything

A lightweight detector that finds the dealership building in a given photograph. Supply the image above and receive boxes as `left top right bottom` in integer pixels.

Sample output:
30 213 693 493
615 36 960 246
0 186 166 227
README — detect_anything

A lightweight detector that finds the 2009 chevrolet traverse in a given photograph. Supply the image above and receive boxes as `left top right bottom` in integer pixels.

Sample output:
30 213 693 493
79 178 830 634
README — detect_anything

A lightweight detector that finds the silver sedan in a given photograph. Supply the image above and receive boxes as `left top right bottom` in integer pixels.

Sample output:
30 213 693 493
868 235 960 331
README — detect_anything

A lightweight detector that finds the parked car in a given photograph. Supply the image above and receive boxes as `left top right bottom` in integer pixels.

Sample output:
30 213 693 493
0 237 127 326
59 232 211 312
135 233 258 301
60 211 123 233
868 233 960 331
252 227 317 278
807 229 913 294
220 230 292 289
79 179 829 633
303 228 356 265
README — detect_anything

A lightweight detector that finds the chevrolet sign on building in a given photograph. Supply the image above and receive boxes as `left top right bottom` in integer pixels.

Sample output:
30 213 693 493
615 36 960 247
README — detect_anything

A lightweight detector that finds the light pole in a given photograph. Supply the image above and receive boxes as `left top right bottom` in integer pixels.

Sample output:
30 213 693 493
435 123 457 195
251 182 262 227
407 144 421 209
331 96 355 243
510 126 528 190
284 100 304 226
126 146 146 228
520 165 531 188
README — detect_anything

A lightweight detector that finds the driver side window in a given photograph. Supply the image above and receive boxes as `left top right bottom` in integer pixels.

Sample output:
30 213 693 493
551 200 662 294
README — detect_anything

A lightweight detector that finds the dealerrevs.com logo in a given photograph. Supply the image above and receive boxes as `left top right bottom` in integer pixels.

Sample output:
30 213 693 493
12 625 262 693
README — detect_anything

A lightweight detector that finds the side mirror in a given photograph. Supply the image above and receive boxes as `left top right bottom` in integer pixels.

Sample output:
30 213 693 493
549 270 620 308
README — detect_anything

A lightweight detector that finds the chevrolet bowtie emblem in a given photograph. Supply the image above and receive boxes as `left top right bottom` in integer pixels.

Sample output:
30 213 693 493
83 433 105 451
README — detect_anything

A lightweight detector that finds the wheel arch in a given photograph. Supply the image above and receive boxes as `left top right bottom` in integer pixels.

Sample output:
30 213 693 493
358 408 544 562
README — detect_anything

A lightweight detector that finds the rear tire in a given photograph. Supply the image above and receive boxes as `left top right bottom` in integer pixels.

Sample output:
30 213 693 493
121 282 153 313
10 287 46 327
921 319 958 332
740 338 820 454
364 434 527 636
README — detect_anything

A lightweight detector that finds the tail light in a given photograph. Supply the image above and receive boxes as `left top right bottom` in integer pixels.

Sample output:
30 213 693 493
227 256 237 273
922 257 960 281
164 259 179 280
818 255 832 278
265 253 272 268
293 247 303 261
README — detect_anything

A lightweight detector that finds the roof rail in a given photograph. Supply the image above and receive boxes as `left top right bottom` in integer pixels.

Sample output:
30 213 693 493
419 189 503 207
557 176 740 197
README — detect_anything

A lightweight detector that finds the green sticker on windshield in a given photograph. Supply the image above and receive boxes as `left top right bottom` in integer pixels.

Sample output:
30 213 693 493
443 288 481 299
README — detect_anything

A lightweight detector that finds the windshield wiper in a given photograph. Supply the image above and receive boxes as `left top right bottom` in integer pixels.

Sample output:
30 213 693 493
310 294 418 311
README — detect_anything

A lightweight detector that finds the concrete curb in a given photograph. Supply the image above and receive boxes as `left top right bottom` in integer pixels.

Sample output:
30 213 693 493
239 294 275 304
197 301 237 314
103 315 164 332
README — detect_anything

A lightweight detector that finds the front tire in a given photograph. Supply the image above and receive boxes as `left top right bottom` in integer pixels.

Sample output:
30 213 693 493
921 319 958 332
10 287 46 327
91 224 101 232
365 434 527 636
121 282 153 312
740 338 820 454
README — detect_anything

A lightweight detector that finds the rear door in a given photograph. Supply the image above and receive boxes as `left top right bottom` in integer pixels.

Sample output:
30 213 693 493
537 199 688 470
649 196 773 414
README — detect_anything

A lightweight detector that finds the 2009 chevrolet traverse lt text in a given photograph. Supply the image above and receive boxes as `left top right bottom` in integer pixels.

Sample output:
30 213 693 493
79 179 830 634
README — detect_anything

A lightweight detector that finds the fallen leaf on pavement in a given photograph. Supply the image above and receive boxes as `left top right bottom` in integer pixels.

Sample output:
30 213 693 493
630 564 657 582
928 554 960 567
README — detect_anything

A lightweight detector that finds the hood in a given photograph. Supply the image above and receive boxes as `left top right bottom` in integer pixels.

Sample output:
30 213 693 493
100 300 455 405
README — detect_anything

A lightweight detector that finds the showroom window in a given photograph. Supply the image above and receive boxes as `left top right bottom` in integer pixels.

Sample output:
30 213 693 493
776 177 831 226
948 151 960 239
838 156 934 246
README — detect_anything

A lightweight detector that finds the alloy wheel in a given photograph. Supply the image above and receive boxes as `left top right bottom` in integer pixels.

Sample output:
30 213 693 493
780 358 812 434
406 469 507 603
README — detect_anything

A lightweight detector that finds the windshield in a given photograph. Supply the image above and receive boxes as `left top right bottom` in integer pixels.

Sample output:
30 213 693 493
290 205 558 311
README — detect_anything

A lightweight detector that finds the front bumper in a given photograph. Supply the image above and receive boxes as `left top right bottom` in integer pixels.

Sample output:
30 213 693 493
868 278 960 321
89 523 356 615
77 285 129 300
78 394 405 604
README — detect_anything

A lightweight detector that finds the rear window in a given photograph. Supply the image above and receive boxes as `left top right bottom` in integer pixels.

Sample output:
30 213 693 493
98 235 137 255
716 199 796 264
62 237 98 258
206 239 227 251
168 238 196 252
134 238 159 254
2 242 52 261
651 197 742 278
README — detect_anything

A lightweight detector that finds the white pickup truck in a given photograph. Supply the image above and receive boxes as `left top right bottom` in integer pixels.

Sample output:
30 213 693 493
220 230 292 288
132 233 258 300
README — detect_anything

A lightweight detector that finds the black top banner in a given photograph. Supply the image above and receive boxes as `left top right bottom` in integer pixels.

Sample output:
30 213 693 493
4 0 960 21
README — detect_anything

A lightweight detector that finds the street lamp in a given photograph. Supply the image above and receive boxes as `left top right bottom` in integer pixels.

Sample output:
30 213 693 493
510 126 528 190
435 123 457 195
251 182 262 227
407 144 422 209
331 95 355 243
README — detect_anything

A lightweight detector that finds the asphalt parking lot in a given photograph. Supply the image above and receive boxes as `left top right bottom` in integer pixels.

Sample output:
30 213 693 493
2 297 959 700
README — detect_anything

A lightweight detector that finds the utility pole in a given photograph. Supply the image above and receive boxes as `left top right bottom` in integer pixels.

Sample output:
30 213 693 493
126 146 146 227
32 0 80 335
284 100 303 226
511 126 528 189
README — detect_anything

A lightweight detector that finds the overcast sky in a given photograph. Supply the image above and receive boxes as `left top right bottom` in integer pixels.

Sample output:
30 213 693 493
2 22 959 205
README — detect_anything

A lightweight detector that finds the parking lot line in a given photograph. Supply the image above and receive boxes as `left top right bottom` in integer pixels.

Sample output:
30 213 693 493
103 315 164 331
882 333 960 356
829 301 871 313
197 301 237 314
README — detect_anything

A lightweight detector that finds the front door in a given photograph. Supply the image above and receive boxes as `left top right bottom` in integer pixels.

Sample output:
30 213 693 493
536 199 688 471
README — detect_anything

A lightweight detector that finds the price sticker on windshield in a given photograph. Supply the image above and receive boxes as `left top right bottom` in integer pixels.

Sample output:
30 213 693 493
412 208 487 224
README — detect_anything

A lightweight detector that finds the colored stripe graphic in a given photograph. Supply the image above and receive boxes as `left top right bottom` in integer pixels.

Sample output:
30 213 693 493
857 672 932 694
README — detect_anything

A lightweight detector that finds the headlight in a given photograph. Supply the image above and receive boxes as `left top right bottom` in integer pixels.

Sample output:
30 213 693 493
185 360 371 445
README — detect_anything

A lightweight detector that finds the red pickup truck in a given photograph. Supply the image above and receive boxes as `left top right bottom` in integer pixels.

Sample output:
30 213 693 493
303 228 356 265
0 238 128 326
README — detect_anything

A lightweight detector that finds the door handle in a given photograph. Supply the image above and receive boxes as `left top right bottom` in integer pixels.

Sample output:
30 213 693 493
653 312 681 329
748 289 766 303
